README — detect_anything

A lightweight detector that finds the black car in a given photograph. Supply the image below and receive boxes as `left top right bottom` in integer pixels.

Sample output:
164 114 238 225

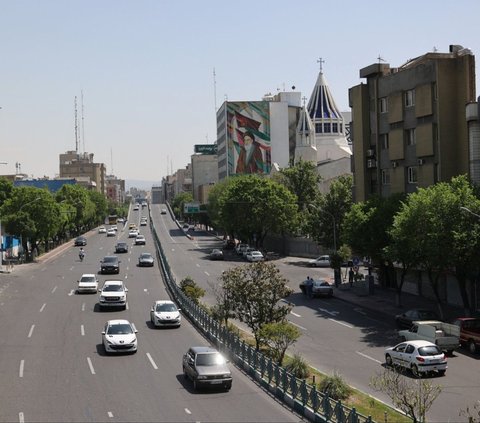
395 308 440 329
100 256 120 274
74 236 87 246
115 242 129 253
138 253 154 267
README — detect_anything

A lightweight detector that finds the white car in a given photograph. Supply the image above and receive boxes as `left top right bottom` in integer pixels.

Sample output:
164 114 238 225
110 225 118 232
235 244 249 255
128 229 139 238
98 226 107 234
77 273 99 294
98 280 128 310
102 319 138 354
150 300 181 328
307 255 331 267
246 250 264 262
135 235 146 245
106 228 116 237
384 340 447 378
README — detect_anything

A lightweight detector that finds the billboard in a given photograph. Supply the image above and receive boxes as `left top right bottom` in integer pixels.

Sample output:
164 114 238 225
194 144 217 154
226 102 271 175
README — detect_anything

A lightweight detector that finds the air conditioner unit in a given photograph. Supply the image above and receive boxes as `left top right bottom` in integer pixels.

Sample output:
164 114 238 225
366 149 375 157
367 159 376 168
392 161 398 168
418 158 425 165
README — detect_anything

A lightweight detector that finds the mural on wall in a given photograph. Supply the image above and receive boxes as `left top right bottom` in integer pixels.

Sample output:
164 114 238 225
227 102 271 175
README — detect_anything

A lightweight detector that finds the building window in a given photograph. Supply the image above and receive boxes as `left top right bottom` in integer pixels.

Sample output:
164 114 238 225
381 133 389 150
382 169 390 185
332 122 338 133
324 123 331 133
405 89 415 107
406 128 416 145
315 123 323 133
408 166 418 184
379 97 388 113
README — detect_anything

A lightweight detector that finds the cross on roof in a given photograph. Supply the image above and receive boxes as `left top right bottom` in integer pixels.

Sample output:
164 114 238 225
317 57 325 73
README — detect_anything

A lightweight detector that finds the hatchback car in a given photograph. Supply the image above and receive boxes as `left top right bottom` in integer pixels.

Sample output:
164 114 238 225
246 250 264 262
114 242 129 254
100 255 120 274
138 252 154 267
385 340 447 377
395 309 440 329
102 319 137 354
135 235 146 245
77 273 99 294
74 236 87 246
98 280 128 310
182 346 232 391
307 255 331 267
150 300 181 328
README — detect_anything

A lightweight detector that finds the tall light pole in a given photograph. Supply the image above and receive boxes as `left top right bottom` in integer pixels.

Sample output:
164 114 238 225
0 162 8 271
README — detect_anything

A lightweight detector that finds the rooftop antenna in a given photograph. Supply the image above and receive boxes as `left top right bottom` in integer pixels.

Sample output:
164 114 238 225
377 55 386 63
74 96 79 152
110 148 114 175
213 68 217 111
81 90 86 154
433 46 438 52
317 57 325 73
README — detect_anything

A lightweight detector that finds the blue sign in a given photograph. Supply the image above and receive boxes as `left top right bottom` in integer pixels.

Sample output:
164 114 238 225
353 257 360 266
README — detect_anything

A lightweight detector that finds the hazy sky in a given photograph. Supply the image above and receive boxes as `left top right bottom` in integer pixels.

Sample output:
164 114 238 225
1 0 479 183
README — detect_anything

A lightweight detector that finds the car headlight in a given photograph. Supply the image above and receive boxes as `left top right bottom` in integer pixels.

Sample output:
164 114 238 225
222 374 231 378
197 375 207 379
119 296 125 301
100 296 106 301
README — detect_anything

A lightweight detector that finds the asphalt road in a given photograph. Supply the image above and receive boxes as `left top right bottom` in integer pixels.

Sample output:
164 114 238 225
0 207 302 423
151 204 480 423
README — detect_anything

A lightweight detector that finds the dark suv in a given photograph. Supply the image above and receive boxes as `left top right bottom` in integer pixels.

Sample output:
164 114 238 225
100 256 120 274
182 346 232 391
114 242 129 253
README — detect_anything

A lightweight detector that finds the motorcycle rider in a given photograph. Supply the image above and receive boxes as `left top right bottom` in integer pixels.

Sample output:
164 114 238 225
79 247 85 261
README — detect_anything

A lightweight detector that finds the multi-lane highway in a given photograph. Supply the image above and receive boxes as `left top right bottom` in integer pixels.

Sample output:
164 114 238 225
0 207 302 423
151 203 480 423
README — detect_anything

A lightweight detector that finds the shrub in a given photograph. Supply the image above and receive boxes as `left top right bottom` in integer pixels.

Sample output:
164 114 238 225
180 276 205 304
284 353 309 379
319 371 352 401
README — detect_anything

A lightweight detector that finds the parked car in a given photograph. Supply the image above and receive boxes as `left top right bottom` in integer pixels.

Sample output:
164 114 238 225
182 346 232 391
307 255 331 267
452 317 480 354
114 242 129 253
98 280 128 310
398 320 460 355
138 252 154 267
235 243 249 255
135 235 146 245
100 256 120 274
299 278 333 297
77 273 99 294
102 319 137 354
150 300 181 328
384 340 447 378
395 309 440 329
246 250 264 262
209 249 224 260
106 228 116 237
242 247 256 259
74 236 87 246
98 226 107 234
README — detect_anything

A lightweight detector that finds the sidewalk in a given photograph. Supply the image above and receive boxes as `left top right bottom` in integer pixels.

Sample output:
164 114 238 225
332 280 466 323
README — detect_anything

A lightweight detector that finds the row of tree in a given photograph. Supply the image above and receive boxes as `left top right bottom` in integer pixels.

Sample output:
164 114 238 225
0 179 127 261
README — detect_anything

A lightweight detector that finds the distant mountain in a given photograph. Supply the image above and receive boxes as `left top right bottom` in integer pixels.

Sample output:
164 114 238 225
126 179 162 191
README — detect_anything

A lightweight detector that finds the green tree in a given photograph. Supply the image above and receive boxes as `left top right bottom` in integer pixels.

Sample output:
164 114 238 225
179 276 205 304
258 321 300 365
171 192 193 221
0 177 14 208
218 175 298 247
206 179 232 235
55 185 96 234
220 262 293 349
88 190 109 224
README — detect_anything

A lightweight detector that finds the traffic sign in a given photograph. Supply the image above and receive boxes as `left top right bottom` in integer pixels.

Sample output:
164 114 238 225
353 257 360 266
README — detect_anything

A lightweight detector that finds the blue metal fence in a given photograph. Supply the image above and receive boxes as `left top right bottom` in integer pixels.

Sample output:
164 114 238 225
149 214 373 423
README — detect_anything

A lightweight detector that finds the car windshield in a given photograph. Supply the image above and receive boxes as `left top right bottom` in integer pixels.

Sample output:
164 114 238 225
156 303 177 312
117 243 126 247
80 276 96 283
314 281 329 287
195 352 225 366
103 257 117 263
418 345 442 356
418 311 437 319
140 254 152 259
103 284 123 292
107 324 133 335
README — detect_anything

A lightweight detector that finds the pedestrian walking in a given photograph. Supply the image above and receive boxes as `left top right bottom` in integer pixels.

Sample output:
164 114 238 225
305 276 313 298
349 268 355 287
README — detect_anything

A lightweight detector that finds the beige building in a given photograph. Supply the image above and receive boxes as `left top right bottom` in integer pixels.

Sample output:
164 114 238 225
191 153 218 203
349 45 476 201
59 151 106 194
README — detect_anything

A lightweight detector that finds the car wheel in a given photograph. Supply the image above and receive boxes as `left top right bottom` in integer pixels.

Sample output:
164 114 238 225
437 369 446 376
411 364 421 378
385 354 393 367
468 339 477 354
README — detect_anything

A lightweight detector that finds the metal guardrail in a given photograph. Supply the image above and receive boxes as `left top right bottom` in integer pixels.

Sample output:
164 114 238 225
149 210 373 423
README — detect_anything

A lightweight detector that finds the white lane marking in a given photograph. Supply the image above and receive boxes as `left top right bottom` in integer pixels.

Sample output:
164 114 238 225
318 307 339 316
357 351 382 364
171 248 175 252
144 289 148 293
354 307 367 315
69 266 74 271
19 360 24 378
40 267 46 272
204 271 210 276
68 290 75 296
126 302 129 310
184 408 192 415
82 303 86 311
27 325 35 338
107 412 113 418
195 263 200 267
81 325 85 336
19 412 25 423
146 353 158 370
290 311 301 317
51 286 57 294
289 321 307 331
328 318 353 328
87 357 96 375
39 303 46 313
